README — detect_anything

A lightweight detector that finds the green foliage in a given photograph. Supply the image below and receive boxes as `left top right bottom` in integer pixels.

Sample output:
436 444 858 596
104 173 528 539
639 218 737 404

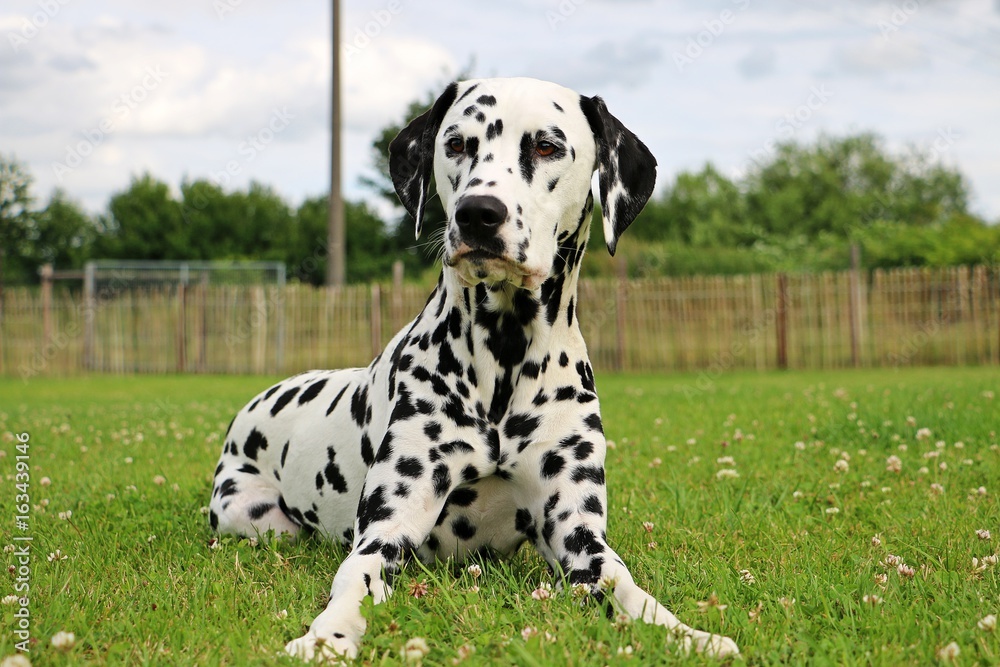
1 155 94 284
620 133 994 275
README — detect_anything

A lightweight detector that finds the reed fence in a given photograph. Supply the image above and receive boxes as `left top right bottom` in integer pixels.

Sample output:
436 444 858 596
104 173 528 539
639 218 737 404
2 265 997 380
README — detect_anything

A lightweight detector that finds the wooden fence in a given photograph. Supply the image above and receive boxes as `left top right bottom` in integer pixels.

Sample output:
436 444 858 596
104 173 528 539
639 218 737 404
1 265 997 379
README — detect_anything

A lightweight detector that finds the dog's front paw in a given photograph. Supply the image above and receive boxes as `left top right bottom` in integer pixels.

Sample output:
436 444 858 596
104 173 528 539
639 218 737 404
285 631 358 662
672 628 740 658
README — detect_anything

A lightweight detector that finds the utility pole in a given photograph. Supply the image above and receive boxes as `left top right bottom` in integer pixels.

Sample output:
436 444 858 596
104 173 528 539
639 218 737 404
326 0 346 286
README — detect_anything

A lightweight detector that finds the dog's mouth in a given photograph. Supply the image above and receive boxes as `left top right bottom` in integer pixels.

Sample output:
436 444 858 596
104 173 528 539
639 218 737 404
446 247 545 290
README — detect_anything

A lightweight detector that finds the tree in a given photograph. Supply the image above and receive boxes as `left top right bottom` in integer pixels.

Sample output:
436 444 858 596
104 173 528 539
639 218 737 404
292 195 429 285
743 133 972 240
636 163 747 246
0 154 35 285
29 190 94 269
94 173 186 260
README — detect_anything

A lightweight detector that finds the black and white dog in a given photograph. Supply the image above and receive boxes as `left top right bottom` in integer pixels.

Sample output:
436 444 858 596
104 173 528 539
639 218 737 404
209 77 739 660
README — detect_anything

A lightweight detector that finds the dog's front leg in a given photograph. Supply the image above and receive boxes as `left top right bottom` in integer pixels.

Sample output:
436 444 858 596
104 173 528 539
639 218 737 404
522 435 740 658
285 421 485 661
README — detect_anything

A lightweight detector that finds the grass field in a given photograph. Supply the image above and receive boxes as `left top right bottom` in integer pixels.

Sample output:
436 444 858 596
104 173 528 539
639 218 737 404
0 368 998 666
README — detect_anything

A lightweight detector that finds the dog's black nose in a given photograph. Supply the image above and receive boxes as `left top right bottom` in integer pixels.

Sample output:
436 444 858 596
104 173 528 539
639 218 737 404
455 195 508 242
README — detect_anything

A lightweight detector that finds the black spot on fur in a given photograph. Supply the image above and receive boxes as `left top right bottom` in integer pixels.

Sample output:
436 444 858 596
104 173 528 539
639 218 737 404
432 464 452 497
218 478 237 498
243 428 268 461
584 413 603 433
571 465 605 485
298 378 327 405
357 485 392 534
270 386 300 416
324 447 348 493
350 385 370 427
486 119 503 140
582 495 603 515
325 386 348 416
504 413 540 439
396 456 424 479
541 451 566 478
424 421 442 441
519 132 535 184
515 508 538 542
555 386 577 401
451 516 477 540
447 486 478 507
564 526 603 555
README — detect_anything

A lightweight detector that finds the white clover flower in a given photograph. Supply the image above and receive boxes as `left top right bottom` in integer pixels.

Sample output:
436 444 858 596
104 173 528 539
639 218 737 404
978 614 997 631
51 630 76 650
642 521 654 533
976 529 991 541
885 455 902 473
930 483 944 495
738 569 755 585
834 459 849 473
825 507 840 515
936 641 960 661
716 456 735 466
466 563 482 579
531 583 553 601
716 468 739 480
862 594 882 606
871 534 882 547
402 637 430 662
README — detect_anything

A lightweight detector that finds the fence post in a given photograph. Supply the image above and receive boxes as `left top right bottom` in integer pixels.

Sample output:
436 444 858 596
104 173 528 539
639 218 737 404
198 270 208 373
392 260 404 333
84 261 96 370
40 264 54 343
275 263 286 374
615 255 627 372
776 273 788 370
371 283 382 359
848 244 861 367
177 264 188 373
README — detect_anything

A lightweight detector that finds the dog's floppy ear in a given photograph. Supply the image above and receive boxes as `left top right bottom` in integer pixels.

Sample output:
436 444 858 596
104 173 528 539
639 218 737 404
579 95 657 256
388 82 459 238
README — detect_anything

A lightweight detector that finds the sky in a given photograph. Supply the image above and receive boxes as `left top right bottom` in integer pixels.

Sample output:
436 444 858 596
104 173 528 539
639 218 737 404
2 0 999 223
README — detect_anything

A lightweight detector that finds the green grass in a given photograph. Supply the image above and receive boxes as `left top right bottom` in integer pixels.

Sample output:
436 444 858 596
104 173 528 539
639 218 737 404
0 368 998 666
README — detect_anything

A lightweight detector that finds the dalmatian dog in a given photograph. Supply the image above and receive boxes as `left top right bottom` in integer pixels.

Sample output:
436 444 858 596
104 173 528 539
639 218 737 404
209 77 739 660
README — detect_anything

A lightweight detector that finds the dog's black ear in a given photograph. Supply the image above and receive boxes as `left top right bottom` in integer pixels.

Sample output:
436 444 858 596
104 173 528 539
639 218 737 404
579 95 657 255
388 82 459 238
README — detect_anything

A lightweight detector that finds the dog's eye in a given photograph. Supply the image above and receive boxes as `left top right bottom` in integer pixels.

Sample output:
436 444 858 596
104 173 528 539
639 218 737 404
447 137 465 153
536 141 556 157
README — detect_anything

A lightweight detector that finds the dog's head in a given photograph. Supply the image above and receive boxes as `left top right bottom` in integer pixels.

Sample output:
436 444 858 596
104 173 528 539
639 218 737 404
389 77 656 289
